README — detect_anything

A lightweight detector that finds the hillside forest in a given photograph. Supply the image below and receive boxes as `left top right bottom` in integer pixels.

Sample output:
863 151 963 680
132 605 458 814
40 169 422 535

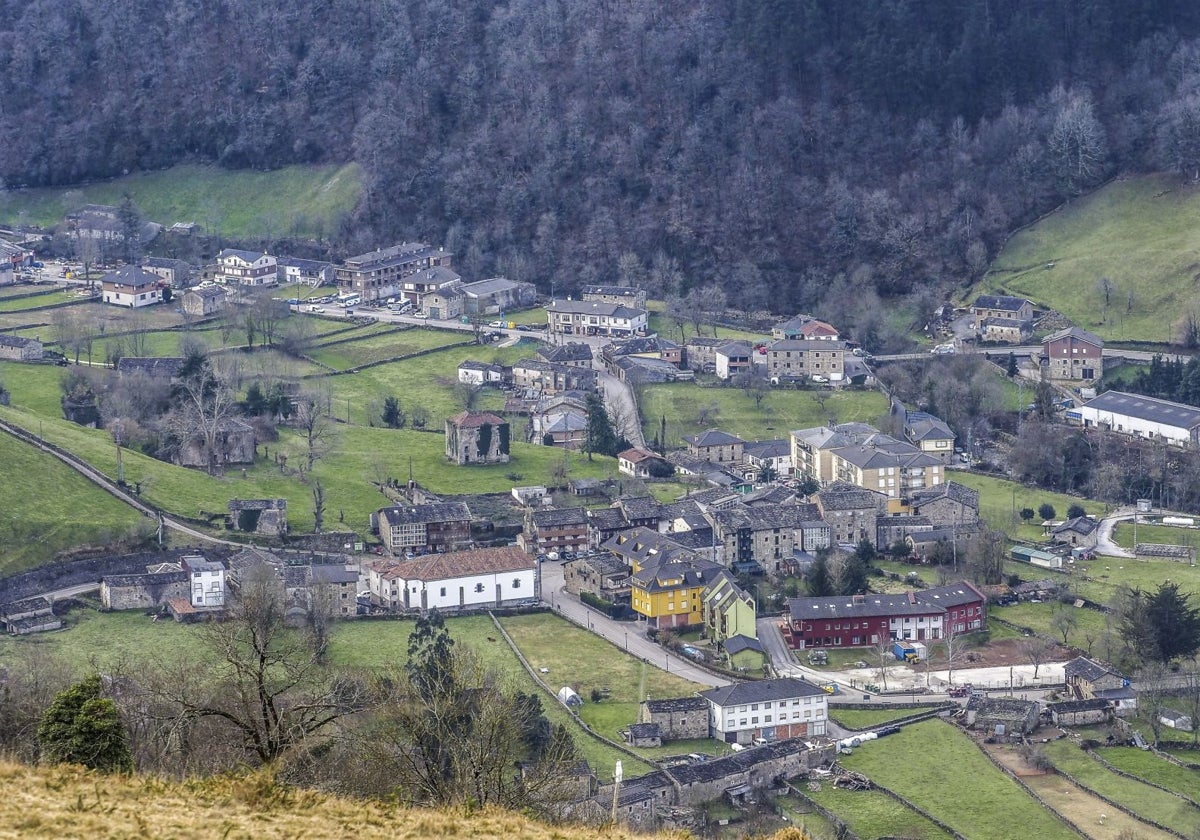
5 2 1200 336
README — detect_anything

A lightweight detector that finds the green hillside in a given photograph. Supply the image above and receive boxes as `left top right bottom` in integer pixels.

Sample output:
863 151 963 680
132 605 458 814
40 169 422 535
0 163 362 240
975 174 1200 343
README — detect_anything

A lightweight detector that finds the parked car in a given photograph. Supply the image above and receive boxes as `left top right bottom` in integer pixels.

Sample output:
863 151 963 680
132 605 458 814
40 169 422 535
488 320 505 328
412 311 429 319
309 306 325 313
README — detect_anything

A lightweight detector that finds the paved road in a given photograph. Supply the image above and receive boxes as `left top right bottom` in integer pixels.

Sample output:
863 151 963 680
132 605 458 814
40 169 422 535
539 561 728 687
1096 507 1136 558
875 345 1195 365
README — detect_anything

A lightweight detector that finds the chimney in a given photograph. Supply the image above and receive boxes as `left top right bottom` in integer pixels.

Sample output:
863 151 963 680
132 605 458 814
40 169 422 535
907 591 917 604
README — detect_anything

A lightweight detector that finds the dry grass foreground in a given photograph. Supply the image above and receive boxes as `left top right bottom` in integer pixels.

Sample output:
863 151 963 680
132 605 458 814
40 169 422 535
0 760 828 840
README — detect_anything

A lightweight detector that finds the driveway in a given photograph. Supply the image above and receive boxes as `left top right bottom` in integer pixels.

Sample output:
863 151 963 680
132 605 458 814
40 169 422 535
539 561 727 687
1096 508 1136 558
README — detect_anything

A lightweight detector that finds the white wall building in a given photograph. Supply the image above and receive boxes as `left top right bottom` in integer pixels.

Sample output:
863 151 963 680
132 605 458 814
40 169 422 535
101 266 162 308
182 555 225 608
698 678 828 745
1073 390 1200 447
546 299 648 338
366 547 538 612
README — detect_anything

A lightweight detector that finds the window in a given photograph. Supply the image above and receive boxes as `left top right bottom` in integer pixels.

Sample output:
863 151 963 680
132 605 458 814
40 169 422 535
474 583 485 593
512 578 521 588
439 587 446 597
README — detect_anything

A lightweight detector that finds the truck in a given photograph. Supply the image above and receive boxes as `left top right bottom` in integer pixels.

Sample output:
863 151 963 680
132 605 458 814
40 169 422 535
893 641 927 662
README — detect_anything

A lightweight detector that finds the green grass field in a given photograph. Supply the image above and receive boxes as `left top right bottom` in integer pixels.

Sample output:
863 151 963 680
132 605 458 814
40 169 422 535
304 327 470 371
991 602 1105 648
1111 521 1200 551
639 383 888 445
0 611 649 782
977 174 1200 343
1043 739 1200 836
0 163 362 240
1098 746 1200 797
827 707 937 730
840 719 1074 839
0 433 148 573
0 291 78 312
949 472 1106 543
499 612 706 746
804 784 955 840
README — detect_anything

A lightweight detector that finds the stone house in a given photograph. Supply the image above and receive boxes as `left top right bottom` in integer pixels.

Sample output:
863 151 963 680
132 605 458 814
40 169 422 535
536 342 593 368
422 279 465 320
683 429 745 464
965 696 1040 736
100 570 189 610
1064 656 1137 715
175 418 257 469
639 696 710 741
0 597 62 635
227 498 288 536
143 257 194 288
814 482 889 545
970 295 1034 331
1046 698 1112 727
523 506 589 555
563 554 631 602
909 481 981 528
510 359 597 394
980 317 1031 344
460 277 537 314
1040 326 1103 383
372 502 473 555
621 722 663 748
1050 516 1099 550
684 336 724 372
457 360 508 387
445 410 510 465
764 339 846 382
182 285 226 317
0 334 43 362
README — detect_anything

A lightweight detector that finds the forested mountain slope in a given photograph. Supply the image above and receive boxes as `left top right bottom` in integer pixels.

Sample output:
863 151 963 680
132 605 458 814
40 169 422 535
4 1 1200 321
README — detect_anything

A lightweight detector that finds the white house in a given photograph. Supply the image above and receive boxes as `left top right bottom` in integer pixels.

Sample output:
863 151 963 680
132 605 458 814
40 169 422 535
1073 390 1200 447
546 299 648 338
182 555 225 608
214 249 279 286
366 547 538 612
101 266 162 308
698 677 829 745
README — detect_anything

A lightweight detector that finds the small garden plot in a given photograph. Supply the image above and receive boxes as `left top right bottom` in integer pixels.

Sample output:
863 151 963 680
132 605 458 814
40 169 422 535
1111 521 1200 551
992 601 1106 649
985 742 1176 840
804 783 955 840
1098 746 1200 797
840 719 1073 839
1043 739 1200 836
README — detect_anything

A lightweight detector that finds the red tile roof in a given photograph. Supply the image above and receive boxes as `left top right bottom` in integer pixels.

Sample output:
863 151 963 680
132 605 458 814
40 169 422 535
370 546 534 581
447 410 507 429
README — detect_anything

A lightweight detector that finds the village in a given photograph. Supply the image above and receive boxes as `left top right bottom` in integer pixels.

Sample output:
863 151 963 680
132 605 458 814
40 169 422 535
1 213 1200 837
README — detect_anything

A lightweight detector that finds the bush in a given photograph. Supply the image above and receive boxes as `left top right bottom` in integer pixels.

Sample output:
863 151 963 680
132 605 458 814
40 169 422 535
1066 503 1086 519
1019 508 1036 522
1038 503 1056 520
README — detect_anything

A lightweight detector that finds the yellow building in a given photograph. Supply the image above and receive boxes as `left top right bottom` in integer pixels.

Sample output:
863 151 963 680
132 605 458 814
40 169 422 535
628 558 724 630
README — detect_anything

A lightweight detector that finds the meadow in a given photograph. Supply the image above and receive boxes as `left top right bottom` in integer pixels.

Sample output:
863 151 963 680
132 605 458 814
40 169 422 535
0 163 363 240
639 382 888 446
840 719 1075 839
977 173 1200 343
949 472 1107 542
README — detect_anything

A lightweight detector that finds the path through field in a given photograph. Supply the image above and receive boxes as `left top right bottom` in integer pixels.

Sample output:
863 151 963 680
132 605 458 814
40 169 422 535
984 743 1175 840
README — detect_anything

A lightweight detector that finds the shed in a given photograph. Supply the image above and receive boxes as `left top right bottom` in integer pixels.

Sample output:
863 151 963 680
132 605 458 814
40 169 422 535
1160 709 1194 731
557 686 583 708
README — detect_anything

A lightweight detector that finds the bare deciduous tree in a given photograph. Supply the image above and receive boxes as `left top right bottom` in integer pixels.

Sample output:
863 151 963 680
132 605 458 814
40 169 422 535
176 359 238 475
294 392 336 470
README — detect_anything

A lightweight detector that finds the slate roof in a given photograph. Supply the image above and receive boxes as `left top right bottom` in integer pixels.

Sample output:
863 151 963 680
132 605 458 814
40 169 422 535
370 547 534 581
630 555 724 593
102 266 160 288
604 527 696 568
144 257 192 270
310 565 359 585
587 507 629 531
916 581 985 609
668 738 809 785
116 357 187 378
742 439 791 460
910 481 980 511
815 482 887 511
831 443 940 471
981 316 1029 329
547 299 646 318
905 411 955 442
724 635 765 656
543 412 588 434
1064 656 1126 684
537 343 593 364
446 410 507 429
185 285 226 300
225 546 284 573
715 340 753 357
1046 698 1112 714
972 294 1032 313
567 553 629 578
607 336 679 356
699 678 827 708
684 429 745 448
343 242 442 268
1043 326 1103 347
532 506 588 528
768 338 847 352
217 248 268 262
1080 390 1200 430
1052 516 1098 537
644 696 707 713
378 502 472 527
791 425 854 452
787 592 938 621
626 722 661 739
0 334 40 349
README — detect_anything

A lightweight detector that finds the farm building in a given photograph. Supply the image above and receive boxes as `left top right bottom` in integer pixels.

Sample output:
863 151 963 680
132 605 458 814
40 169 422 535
1011 544 1063 569
1072 390 1200 447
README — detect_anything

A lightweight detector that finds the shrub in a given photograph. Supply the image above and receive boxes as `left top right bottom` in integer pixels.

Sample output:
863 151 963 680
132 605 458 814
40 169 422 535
1038 503 1056 520
1019 508 1036 521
